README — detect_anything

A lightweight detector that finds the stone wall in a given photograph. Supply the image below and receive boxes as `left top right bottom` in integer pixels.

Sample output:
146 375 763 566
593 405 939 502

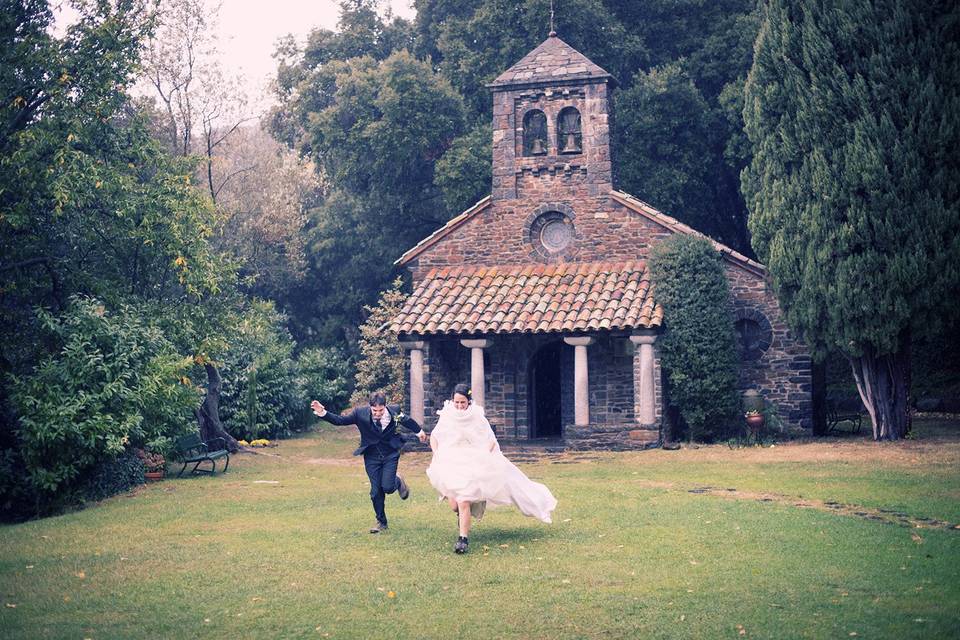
725 264 813 429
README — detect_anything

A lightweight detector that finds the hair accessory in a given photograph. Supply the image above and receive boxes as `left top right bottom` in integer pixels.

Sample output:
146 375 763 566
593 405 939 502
466 388 472 396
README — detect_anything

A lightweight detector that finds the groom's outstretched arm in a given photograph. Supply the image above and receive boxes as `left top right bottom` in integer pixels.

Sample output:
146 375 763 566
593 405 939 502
311 400 358 426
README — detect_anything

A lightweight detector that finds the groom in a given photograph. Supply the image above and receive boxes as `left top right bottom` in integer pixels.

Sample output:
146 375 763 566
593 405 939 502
311 393 428 533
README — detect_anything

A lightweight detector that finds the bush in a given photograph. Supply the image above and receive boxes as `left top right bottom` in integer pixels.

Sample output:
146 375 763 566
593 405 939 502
219 301 302 440
351 278 407 406
650 235 740 441
295 346 353 426
78 449 145 503
8 297 198 506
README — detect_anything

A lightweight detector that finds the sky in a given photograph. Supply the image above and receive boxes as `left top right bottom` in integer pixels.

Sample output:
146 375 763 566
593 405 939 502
53 0 417 111
214 0 416 101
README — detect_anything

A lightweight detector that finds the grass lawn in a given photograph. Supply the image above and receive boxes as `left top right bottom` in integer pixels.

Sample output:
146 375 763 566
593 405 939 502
1 418 959 639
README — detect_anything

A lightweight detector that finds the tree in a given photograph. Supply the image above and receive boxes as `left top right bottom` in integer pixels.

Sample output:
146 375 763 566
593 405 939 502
271 49 467 345
211 124 319 303
741 0 960 440
140 0 254 201
649 235 741 442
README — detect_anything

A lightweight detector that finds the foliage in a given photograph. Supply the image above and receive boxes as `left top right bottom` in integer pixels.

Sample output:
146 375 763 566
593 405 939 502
136 449 166 473
649 235 740 441
7 297 197 508
218 301 302 441
741 0 960 439
350 278 408 406
613 64 717 238
296 346 354 417
271 48 466 345
79 449 146 503
210 125 319 304
434 120 492 214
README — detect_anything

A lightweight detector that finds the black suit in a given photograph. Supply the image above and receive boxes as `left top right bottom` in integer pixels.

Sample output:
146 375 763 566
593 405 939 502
319 404 422 526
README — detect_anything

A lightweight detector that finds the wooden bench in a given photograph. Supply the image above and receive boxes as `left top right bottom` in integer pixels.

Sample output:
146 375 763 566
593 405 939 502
174 434 230 477
826 398 863 434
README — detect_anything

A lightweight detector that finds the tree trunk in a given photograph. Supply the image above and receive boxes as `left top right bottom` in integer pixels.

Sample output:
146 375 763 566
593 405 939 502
848 334 912 441
195 363 240 452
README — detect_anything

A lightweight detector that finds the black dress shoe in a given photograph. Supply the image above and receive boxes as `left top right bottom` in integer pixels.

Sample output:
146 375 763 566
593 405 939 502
397 475 410 500
369 521 388 534
454 536 468 554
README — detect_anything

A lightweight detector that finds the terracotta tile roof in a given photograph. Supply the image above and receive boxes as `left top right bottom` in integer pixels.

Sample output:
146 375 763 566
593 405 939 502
488 34 614 89
392 261 663 336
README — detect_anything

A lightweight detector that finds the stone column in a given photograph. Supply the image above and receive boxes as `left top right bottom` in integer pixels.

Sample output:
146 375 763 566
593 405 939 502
563 336 596 426
460 339 493 408
399 341 426 424
630 332 658 426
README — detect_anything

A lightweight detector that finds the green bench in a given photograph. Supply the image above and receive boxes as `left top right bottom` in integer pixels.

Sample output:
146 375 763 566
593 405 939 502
826 397 863 434
174 434 230 477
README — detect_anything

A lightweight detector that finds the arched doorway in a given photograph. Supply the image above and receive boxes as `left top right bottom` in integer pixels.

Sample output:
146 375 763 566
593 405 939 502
529 341 563 439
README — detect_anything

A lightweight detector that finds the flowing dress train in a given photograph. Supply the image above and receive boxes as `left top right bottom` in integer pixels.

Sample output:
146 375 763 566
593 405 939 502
426 401 557 523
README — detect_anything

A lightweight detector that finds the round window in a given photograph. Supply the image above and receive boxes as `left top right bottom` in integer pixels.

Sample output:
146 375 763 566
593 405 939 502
531 211 574 254
734 314 773 361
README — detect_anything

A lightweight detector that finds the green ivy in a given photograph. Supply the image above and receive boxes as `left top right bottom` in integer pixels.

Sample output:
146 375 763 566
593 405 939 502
649 235 740 442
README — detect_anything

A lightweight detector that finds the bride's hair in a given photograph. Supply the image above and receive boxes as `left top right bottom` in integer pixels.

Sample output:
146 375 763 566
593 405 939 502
452 383 471 401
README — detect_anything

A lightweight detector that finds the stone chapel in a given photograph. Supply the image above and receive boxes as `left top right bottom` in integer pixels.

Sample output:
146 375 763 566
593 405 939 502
391 33 813 447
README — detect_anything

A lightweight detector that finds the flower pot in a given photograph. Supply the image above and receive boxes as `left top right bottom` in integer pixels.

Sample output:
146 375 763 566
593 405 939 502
145 471 164 482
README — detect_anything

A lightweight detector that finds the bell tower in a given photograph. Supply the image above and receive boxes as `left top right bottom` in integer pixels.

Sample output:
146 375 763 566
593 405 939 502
487 33 616 202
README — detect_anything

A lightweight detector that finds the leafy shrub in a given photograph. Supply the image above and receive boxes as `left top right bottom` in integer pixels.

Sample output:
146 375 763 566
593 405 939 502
78 449 145 503
219 301 301 440
649 235 740 441
8 297 197 505
294 346 353 426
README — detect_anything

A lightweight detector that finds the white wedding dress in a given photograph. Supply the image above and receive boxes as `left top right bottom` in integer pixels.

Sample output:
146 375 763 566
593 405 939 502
426 401 557 523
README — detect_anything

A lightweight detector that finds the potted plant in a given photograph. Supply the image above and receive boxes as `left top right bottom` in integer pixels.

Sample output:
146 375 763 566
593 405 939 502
137 449 166 481
744 409 765 431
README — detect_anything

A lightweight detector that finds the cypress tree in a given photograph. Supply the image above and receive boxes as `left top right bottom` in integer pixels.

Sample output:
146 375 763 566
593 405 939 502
741 0 960 440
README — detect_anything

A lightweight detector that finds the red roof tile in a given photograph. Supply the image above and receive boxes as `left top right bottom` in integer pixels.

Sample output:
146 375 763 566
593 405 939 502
392 262 663 336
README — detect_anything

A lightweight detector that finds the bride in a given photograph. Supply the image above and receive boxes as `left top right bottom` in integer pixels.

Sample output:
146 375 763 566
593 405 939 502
426 383 558 554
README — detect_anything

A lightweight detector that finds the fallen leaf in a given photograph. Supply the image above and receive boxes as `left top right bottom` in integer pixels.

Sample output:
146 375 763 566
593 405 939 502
5 603 16 608
25 565 33 569
499 544 509 548
561 579 571 584
911 534 924 544
75 571 85 579
387 591 396 598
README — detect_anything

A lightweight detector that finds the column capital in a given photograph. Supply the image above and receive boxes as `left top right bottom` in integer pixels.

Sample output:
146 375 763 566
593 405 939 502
563 336 596 347
399 340 426 351
460 338 494 349
629 330 659 346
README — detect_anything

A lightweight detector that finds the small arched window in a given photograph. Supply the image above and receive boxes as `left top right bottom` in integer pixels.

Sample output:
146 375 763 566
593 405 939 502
557 107 582 154
523 110 548 156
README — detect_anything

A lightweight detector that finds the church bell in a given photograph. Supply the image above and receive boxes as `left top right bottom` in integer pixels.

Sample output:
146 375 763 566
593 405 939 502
530 138 546 155
560 133 581 154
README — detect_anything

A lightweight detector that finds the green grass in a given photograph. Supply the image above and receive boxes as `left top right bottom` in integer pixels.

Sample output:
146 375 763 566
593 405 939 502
2 419 959 639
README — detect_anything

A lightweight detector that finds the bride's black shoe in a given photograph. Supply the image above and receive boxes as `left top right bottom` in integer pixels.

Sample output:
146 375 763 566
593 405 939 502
454 536 469 554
